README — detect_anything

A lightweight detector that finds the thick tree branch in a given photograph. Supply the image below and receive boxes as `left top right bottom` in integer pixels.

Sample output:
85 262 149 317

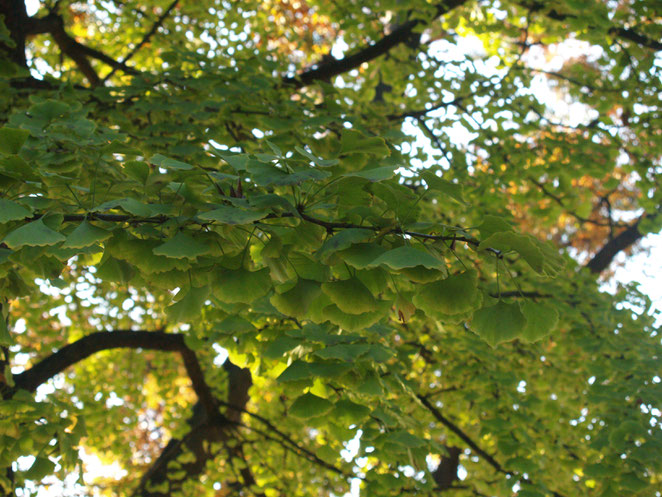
136 362 256 497
0 0 28 66
12 330 217 418
432 445 462 490
283 0 469 88
25 12 139 85
523 2 662 51
610 26 662 51
11 328 260 496
585 215 646 274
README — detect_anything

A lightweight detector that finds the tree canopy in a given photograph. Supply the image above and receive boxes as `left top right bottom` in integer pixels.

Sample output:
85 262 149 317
0 0 661 496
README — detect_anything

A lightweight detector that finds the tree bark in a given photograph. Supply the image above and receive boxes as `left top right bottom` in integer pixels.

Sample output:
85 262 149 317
0 0 28 67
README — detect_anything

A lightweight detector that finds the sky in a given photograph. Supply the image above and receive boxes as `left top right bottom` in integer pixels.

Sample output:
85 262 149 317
14 0 662 495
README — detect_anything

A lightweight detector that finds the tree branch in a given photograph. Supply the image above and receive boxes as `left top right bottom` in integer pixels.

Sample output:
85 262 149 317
523 2 662 51
584 215 646 274
12 330 217 418
11 328 261 495
30 208 480 247
0 0 29 66
218 399 352 478
610 26 662 51
103 0 179 82
283 0 469 88
417 394 507 475
135 361 256 497
25 12 139 86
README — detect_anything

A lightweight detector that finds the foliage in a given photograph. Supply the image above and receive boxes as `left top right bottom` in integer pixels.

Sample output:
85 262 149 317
0 0 661 496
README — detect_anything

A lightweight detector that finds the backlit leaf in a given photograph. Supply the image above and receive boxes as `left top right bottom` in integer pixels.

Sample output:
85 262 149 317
214 268 271 303
368 246 444 270
62 221 112 249
321 277 378 314
316 229 372 261
340 129 390 157
290 393 334 419
520 301 559 342
3 219 65 248
270 279 321 319
0 198 31 223
199 206 268 225
471 301 527 347
166 286 210 322
0 127 29 154
150 153 194 170
413 270 481 317
153 232 210 259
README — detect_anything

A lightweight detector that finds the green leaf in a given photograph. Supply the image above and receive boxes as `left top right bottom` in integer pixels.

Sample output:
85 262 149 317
340 129 390 157
0 198 31 223
471 301 527 347
166 286 210 323
316 229 372 261
338 243 387 269
399 265 447 283
321 277 378 314
290 393 334 419
28 100 69 120
384 430 426 448
343 166 396 182
413 270 481 317
277 360 351 382
368 246 444 270
23 456 56 481
94 198 154 217
314 343 372 361
421 171 466 205
263 336 301 359
150 153 194 170
108 236 190 274
0 127 30 154
211 150 248 171
3 218 65 249
247 161 331 186
123 160 150 184
0 155 38 181
479 232 564 276
520 301 559 342
198 205 268 225
0 318 12 346
270 279 321 319
153 232 210 260
477 215 514 240
322 301 390 331
62 221 112 249
331 399 371 423
214 268 271 304
295 146 339 167
95 255 134 283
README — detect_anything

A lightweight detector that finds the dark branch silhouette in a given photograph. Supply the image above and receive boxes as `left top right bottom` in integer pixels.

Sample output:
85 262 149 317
585 215 646 274
24 12 139 85
103 0 179 82
417 395 507 475
13 330 217 418
283 0 470 88
523 2 662 51
135 362 257 497
11 329 262 495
